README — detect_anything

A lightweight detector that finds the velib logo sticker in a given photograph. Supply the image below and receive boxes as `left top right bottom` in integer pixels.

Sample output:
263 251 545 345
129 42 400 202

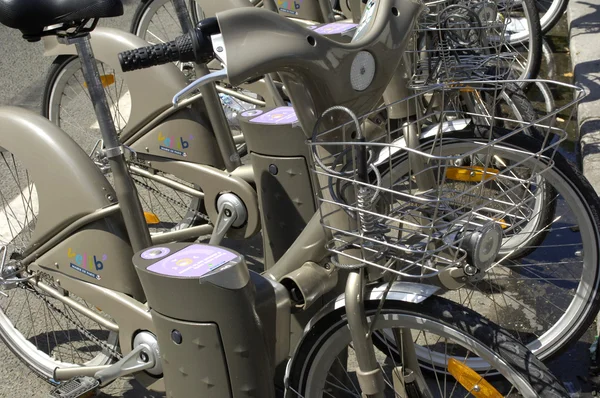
277 0 303 15
68 248 106 280
158 132 193 157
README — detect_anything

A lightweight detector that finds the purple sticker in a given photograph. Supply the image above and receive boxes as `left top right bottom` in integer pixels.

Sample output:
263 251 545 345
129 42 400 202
141 247 171 260
241 109 263 118
250 107 298 125
147 245 237 278
310 22 358 35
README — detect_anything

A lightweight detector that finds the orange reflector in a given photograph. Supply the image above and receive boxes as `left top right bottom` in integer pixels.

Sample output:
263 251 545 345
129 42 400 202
446 166 500 183
495 218 510 229
144 212 160 225
448 358 502 398
83 74 116 89
459 86 476 92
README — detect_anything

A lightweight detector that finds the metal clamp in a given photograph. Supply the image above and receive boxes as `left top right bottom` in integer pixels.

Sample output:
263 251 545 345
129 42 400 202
172 69 228 107
103 146 124 159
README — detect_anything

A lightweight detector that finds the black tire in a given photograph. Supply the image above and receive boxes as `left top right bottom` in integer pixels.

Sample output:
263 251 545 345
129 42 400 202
507 0 543 81
130 0 159 35
523 0 543 79
287 295 570 397
473 81 545 141
500 83 541 138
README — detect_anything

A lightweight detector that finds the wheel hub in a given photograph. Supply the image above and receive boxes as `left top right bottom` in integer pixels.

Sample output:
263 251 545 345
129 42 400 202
459 222 503 274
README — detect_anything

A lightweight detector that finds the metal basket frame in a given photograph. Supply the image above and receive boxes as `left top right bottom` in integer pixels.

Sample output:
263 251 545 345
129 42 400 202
310 80 584 280
409 0 525 87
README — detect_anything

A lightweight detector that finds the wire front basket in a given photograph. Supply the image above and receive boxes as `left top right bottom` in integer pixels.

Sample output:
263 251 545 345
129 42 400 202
310 80 584 280
409 0 523 88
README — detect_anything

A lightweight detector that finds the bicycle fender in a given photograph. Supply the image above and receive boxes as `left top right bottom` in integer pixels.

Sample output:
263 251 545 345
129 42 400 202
303 281 440 333
284 281 439 392
195 0 252 18
42 28 225 168
0 107 115 248
43 29 200 135
373 118 472 167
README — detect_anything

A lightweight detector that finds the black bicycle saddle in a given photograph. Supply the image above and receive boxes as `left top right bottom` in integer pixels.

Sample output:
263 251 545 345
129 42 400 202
0 0 123 39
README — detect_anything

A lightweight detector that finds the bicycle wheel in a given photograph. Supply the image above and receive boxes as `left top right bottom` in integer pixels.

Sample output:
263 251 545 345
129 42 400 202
380 132 600 365
131 0 203 41
409 0 542 82
41 55 207 235
0 148 119 381
537 0 568 34
497 0 543 80
461 81 545 140
287 296 569 397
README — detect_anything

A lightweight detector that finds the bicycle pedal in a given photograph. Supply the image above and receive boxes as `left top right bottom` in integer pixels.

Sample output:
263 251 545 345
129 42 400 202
49 376 99 398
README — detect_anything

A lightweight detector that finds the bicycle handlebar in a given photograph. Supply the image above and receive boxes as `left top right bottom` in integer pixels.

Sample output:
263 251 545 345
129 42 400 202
118 18 219 72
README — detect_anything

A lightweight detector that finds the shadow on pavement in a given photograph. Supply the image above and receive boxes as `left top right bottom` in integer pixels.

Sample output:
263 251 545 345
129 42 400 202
570 1 600 38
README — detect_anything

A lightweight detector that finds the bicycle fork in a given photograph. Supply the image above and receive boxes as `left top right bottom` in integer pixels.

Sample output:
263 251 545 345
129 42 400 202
344 98 435 397
345 269 386 397
343 130 386 398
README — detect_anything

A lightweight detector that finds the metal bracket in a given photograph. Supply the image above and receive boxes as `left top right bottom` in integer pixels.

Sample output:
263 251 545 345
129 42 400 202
103 146 124 159
211 34 228 66
94 343 155 387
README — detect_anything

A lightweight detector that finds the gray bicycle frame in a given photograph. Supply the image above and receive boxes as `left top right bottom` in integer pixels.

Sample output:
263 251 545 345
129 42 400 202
8 0 438 394
41 0 419 243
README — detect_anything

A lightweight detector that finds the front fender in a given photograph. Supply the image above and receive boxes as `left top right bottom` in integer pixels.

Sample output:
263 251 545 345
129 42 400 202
42 28 191 138
284 281 439 391
304 281 440 333
373 119 472 167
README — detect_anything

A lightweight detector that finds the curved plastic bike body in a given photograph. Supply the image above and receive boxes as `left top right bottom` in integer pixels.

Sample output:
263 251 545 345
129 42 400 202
0 107 144 298
43 28 225 168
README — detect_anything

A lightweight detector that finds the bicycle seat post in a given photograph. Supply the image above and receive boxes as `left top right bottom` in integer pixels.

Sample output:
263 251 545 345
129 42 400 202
64 32 152 252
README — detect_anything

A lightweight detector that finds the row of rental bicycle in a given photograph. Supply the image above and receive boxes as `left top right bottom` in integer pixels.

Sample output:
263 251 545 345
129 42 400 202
0 0 594 397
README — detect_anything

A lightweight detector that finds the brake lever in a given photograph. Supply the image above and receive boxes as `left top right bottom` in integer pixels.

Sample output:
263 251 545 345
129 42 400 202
172 68 228 107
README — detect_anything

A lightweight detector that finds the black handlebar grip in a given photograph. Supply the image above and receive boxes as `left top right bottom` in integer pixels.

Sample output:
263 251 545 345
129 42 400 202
118 33 196 72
